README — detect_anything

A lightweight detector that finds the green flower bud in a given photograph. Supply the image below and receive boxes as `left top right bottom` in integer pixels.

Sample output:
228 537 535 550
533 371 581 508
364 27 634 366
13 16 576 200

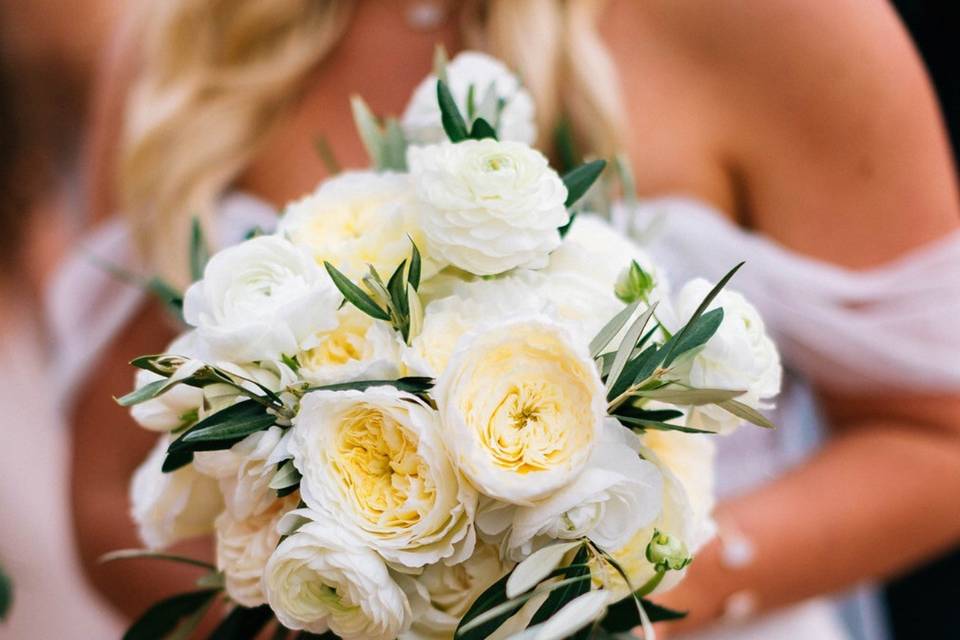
646 529 692 572
615 260 655 304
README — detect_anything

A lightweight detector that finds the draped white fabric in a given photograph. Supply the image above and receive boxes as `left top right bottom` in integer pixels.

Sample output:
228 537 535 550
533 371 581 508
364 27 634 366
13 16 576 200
621 197 960 394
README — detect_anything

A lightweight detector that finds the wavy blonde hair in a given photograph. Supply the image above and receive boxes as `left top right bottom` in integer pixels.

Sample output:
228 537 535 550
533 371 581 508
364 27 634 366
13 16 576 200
119 0 626 284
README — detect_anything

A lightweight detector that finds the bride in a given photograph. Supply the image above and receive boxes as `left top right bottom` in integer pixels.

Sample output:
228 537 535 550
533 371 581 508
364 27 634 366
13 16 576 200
58 1 960 638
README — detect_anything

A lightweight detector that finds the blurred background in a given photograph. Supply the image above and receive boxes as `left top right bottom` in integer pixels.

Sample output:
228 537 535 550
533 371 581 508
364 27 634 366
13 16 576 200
0 1 956 638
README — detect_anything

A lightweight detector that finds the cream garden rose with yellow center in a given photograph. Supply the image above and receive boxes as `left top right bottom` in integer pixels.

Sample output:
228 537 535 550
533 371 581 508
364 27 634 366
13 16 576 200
289 387 477 568
298 307 401 385
436 318 605 504
278 171 433 280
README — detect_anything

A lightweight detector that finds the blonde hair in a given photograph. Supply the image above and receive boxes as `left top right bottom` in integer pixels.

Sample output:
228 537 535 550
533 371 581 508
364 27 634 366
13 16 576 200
119 0 625 284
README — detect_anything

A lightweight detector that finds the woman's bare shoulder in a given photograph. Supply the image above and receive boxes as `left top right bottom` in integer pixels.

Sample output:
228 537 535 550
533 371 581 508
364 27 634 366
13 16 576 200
604 0 959 267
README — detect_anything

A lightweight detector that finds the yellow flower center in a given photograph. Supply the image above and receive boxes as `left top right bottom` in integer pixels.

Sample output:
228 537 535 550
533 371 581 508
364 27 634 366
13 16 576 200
330 405 434 533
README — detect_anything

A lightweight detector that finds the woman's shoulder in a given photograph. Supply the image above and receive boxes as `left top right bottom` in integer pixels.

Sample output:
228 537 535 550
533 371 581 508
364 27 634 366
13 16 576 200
602 0 959 268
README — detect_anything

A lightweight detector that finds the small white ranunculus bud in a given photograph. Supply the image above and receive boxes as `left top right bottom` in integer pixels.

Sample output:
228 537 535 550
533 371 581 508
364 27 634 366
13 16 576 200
407 139 568 276
129 436 223 550
183 235 340 363
263 521 412 640
436 317 605 504
402 51 537 146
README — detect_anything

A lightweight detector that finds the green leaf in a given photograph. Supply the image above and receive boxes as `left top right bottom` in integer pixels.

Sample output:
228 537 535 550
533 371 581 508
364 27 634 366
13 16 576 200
324 262 391 321
350 95 384 168
161 448 194 473
437 80 469 142
313 135 342 175
607 303 659 394
455 572 514 640
269 460 302 492
558 211 577 238
589 301 641 357
0 563 12 622
662 307 724 367
208 604 273 640
381 118 408 171
408 240 422 290
146 277 184 320
99 549 216 571
718 399 775 429
553 118 580 174
631 386 745 406
600 596 686 633
175 400 275 449
189 217 209 283
123 589 218 640
304 377 434 396
167 595 215 640
661 262 743 365
507 541 582 598
469 117 497 140
562 159 607 208
615 415 714 435
528 546 590 627
616 406 684 422
116 379 169 407
607 344 664 400
387 260 409 317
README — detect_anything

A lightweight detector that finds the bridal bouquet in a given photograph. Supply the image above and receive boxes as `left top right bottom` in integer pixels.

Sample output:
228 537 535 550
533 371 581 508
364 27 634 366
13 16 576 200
115 51 780 640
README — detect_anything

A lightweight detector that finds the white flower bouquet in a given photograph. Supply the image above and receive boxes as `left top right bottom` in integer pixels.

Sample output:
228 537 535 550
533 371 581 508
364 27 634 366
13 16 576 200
113 51 780 640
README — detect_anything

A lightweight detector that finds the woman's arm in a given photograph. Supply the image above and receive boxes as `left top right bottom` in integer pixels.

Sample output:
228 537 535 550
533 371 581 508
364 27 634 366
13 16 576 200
603 0 960 629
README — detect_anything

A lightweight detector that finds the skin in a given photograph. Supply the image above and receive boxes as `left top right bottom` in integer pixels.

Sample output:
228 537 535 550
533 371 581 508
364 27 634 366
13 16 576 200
77 0 960 632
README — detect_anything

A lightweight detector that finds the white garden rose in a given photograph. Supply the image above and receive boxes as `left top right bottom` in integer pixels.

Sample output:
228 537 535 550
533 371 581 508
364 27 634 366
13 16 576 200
407 139 568 275
402 51 536 146
130 436 223 550
215 494 299 607
264 521 412 640
506 420 663 558
608 429 716 595
277 171 435 280
436 317 605 504
193 426 286 521
289 387 477 568
298 307 401 386
183 235 339 363
400 542 512 640
664 278 781 432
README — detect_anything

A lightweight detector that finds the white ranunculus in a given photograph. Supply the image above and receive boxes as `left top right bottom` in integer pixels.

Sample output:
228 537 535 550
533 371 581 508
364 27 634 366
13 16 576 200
289 387 477 568
400 542 512 640
506 420 663 558
215 494 299 607
402 51 536 146
129 436 223 550
183 235 340 363
664 278 781 432
436 317 605 504
193 426 286 521
277 171 436 280
298 307 401 386
608 429 716 595
264 521 412 640
407 139 568 275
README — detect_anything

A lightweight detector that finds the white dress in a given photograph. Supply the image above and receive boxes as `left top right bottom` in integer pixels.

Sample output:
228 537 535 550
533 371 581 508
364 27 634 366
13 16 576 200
45 193 960 639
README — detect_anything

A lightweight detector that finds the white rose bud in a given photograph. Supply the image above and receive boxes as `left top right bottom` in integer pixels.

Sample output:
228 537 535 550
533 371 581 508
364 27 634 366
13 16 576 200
289 387 477 568
264 521 412 640
183 235 339 363
129 436 223 550
436 318 605 504
408 139 568 276
402 51 537 146
298 307 401 386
